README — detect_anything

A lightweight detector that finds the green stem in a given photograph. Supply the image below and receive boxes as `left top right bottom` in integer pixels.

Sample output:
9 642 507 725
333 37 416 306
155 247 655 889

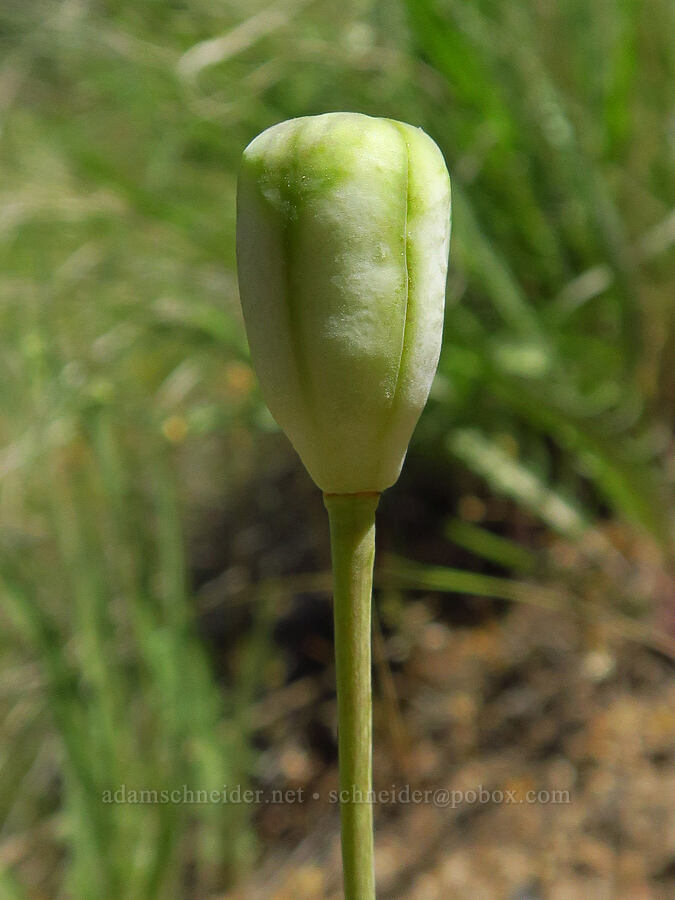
324 491 379 900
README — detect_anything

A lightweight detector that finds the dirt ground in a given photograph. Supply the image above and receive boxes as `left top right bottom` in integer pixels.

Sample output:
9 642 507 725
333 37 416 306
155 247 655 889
220 612 673 898
210 485 675 900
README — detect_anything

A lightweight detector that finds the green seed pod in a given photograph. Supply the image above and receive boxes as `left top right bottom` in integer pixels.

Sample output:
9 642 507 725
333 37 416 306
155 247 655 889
236 112 451 494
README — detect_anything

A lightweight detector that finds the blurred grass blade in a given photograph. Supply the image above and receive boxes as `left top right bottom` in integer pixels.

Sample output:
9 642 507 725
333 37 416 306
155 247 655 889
444 518 536 573
448 428 589 537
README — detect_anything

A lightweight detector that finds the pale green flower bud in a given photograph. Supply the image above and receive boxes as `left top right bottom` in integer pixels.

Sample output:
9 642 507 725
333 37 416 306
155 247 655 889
236 112 451 494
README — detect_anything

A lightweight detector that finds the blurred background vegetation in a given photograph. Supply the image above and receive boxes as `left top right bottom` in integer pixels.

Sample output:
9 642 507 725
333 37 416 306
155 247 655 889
0 0 673 897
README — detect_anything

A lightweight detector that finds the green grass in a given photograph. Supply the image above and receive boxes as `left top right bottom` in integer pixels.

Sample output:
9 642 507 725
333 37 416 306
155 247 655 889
0 0 672 896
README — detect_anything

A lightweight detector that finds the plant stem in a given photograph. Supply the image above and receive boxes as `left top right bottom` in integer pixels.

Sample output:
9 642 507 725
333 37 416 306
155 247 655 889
324 491 379 900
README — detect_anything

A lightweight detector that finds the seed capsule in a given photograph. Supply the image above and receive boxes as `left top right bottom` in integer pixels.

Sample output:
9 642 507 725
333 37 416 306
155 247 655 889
236 112 451 494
